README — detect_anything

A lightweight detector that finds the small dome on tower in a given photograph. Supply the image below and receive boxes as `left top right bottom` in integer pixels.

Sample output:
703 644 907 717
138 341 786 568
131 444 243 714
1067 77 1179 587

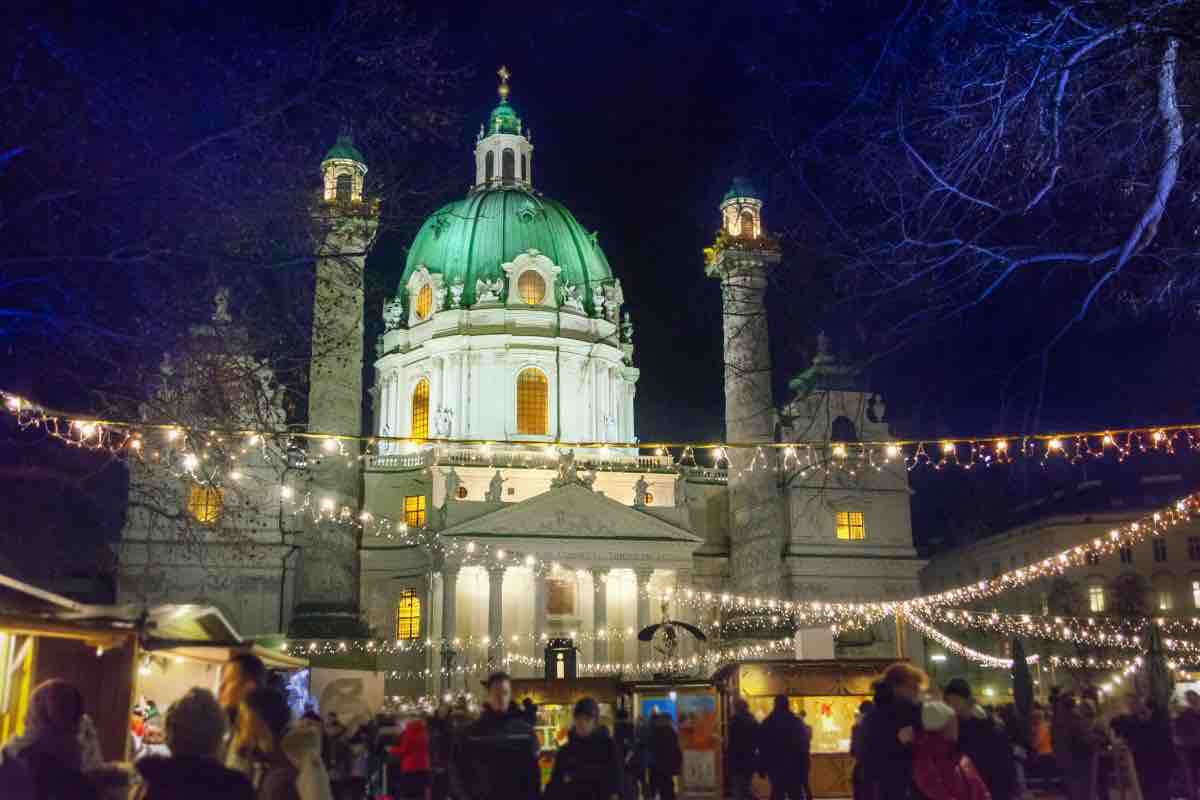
723 176 759 202
488 100 522 136
323 134 365 164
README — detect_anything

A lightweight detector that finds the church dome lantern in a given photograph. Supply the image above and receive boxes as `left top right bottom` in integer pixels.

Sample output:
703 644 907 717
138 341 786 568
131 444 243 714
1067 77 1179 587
720 175 763 239
475 66 533 189
321 133 367 203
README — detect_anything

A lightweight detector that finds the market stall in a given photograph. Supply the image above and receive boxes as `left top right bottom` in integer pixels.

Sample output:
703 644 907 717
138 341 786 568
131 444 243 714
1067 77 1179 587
713 659 895 798
510 676 628 786
625 679 721 800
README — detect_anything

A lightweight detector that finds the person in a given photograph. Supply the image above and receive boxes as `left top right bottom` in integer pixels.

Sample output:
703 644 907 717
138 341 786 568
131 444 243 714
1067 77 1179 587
1123 696 1177 800
911 701 990 800
633 713 653 800
427 704 454 800
799 708 813 800
391 716 431 800
648 711 682 800
134 687 254 800
757 695 809 800
220 653 267 774
1176 690 1200 800
0 679 99 800
1063 698 1108 800
850 701 875 800
613 708 637 800
322 712 349 798
522 698 538 727
546 697 622 800
942 679 1014 800
450 671 540 800
727 698 759 800
234 687 299 800
864 663 927 800
281 717 333 800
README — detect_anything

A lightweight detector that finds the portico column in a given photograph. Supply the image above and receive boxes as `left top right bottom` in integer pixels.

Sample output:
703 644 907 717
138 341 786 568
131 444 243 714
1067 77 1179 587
441 565 459 693
591 568 609 667
635 568 653 665
487 565 505 667
533 571 546 668
675 568 693 659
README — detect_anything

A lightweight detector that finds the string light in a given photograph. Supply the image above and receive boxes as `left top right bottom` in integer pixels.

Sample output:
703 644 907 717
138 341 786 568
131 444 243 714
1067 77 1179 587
920 608 1200 653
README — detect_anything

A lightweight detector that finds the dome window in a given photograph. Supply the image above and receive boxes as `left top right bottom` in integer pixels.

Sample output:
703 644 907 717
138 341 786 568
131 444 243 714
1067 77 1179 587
517 271 546 305
485 151 495 182
502 148 515 181
516 368 549 435
411 378 430 439
335 173 353 203
740 209 756 238
415 284 433 320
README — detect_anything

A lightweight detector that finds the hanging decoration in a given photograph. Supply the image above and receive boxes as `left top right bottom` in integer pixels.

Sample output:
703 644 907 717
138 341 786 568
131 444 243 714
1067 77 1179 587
919 608 1200 653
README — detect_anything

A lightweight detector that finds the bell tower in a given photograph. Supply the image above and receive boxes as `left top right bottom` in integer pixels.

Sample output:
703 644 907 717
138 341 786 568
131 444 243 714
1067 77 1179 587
705 177 785 597
289 133 379 637
474 66 534 189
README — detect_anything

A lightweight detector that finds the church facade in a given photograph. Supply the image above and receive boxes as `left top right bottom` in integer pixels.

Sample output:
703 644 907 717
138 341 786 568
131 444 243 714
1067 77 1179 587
115 74 925 696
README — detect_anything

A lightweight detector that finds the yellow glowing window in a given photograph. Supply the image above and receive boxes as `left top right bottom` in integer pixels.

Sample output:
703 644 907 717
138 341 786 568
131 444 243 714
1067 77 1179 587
404 495 426 528
187 485 223 524
395 589 421 640
835 511 865 541
740 210 756 238
516 368 548 435
415 284 433 320
518 271 546 305
411 379 429 440
644 491 654 504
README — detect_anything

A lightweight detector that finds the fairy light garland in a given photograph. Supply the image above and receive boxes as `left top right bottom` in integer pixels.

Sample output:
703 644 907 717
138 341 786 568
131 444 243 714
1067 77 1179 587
921 608 1200 654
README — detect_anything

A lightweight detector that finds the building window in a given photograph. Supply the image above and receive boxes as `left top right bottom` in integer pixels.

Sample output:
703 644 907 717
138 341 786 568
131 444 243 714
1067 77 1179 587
335 173 352 203
1192 580 1200 608
502 148 515 180
1120 546 1133 564
1154 539 1168 562
455 485 468 499
395 589 420 639
404 495 426 528
1086 551 1100 566
1160 590 1174 612
740 209 755 238
415 284 433 320
516 368 549 435
517 271 546 305
485 151 494 181
1190 537 1200 560
546 578 575 616
186 485 223 524
835 511 865 541
1089 584 1105 613
411 379 429 440
831 416 858 442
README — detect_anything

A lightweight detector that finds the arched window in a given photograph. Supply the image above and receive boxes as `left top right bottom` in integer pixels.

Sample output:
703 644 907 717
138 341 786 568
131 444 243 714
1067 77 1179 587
502 148 515 180
411 379 430 439
521 154 528 181
485 151 495 182
516 368 549 435
1088 582 1105 613
831 416 858 442
740 209 756 238
395 589 421 639
835 510 865 541
335 173 353 203
518 271 546 305
415 284 433 320
187 485 223 524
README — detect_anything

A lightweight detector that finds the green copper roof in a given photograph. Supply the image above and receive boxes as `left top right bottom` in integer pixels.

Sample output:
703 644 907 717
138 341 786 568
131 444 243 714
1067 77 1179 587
723 175 759 201
323 134 365 163
488 101 522 135
400 187 613 309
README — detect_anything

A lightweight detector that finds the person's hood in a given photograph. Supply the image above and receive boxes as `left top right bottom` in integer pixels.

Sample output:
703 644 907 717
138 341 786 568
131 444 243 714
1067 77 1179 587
136 755 248 793
281 721 323 768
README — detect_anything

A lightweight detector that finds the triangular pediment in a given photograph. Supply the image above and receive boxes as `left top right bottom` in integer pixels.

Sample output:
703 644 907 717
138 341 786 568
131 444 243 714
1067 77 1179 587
440 483 701 543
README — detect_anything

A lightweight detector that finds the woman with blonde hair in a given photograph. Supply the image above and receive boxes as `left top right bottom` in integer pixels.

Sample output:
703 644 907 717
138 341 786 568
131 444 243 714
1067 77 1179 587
235 688 331 800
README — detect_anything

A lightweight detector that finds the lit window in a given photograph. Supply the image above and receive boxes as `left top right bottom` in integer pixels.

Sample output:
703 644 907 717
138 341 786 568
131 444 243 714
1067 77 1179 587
1190 537 1200 560
1154 539 1168 562
335 173 352 202
411 379 429 440
740 209 756 238
187 485 223 524
455 485 468 499
836 511 865 541
395 589 421 640
404 495 426 528
1089 585 1105 613
516 368 548 435
1192 580 1200 608
517 271 546 305
547 578 575 615
1120 546 1133 564
415 284 433 320
1160 591 1174 612
1086 551 1100 566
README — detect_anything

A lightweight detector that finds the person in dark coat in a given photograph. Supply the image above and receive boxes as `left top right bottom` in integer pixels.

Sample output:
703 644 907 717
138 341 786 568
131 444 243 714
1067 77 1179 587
757 695 810 800
613 708 637 800
850 701 874 800
1176 690 1200 800
727 699 759 800
862 663 926 800
943 678 1015 800
1123 698 1177 800
449 672 541 800
135 688 254 800
0 680 100 800
648 712 682 800
547 698 622 800
427 704 454 800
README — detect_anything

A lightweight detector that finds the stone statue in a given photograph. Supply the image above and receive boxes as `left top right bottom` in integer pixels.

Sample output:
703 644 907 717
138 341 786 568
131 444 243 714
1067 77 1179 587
603 414 618 443
213 287 232 323
550 449 577 488
449 280 465 309
486 470 506 502
633 475 649 507
591 285 605 318
562 283 585 313
621 312 634 343
383 298 404 330
433 284 447 313
434 407 453 437
476 277 504 303
869 393 887 424
444 467 461 502
603 287 620 322
674 473 688 514
581 470 596 491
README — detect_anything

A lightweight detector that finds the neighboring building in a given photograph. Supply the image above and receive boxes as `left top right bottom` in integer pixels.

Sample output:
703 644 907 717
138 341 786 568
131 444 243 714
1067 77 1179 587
116 73 926 696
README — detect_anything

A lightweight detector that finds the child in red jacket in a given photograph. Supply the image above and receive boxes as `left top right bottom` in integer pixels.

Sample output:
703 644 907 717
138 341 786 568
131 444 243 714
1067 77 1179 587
389 717 431 800
913 701 991 800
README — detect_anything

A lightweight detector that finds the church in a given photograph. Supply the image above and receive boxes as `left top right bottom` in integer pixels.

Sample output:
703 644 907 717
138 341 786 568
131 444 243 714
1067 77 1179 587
115 72 925 696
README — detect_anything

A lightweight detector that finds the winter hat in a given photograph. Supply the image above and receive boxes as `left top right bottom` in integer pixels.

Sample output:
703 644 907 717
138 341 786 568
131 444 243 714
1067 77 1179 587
166 688 226 758
943 678 973 702
573 697 599 719
922 701 956 733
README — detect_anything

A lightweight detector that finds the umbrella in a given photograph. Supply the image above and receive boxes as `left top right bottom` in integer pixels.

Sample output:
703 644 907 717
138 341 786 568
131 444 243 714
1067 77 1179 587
1145 623 1174 713
1011 638 1033 746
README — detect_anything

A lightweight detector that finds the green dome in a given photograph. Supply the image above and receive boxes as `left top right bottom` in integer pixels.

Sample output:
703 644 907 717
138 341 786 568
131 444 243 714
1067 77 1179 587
723 175 759 201
401 187 613 309
323 134 365 163
488 101 522 135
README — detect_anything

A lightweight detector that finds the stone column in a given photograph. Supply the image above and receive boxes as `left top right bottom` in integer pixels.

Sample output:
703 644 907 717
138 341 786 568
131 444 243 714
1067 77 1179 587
533 571 546 671
675 568 693 658
487 565 505 667
441 565 459 693
635 568 653 665
591 568 609 666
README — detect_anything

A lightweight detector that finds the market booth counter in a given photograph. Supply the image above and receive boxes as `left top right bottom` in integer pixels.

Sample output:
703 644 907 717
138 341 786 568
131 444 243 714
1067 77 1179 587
510 677 628 786
713 659 895 798
626 679 722 799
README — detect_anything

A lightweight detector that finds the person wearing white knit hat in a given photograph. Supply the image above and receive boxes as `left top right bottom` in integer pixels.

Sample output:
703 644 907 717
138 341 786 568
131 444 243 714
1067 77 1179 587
912 701 992 800
920 701 958 738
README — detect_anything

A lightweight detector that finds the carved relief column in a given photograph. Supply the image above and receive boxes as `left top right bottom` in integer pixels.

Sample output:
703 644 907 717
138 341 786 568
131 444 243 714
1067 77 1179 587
440 564 459 693
591 568 609 666
635 567 653 665
487 565 505 667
